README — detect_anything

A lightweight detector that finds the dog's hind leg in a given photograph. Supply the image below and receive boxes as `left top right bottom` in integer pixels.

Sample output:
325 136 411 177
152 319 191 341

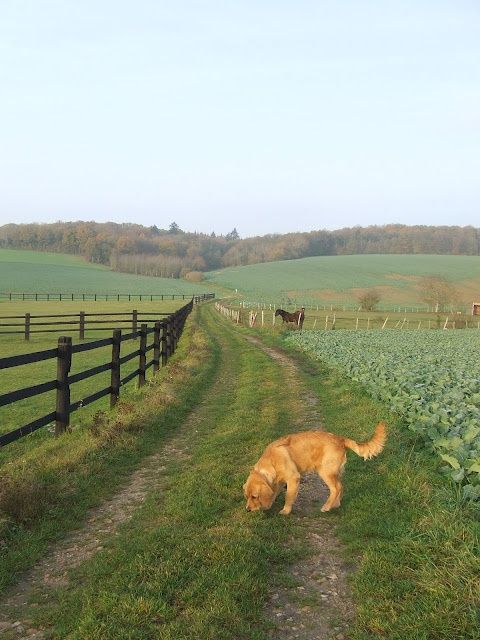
279 473 300 515
317 470 342 512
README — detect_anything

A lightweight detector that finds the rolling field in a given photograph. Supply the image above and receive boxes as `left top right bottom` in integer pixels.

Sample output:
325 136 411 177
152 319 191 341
0 249 209 296
205 254 480 309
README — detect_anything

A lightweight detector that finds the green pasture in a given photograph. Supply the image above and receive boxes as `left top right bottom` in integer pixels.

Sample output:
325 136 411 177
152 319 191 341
0 300 186 468
0 249 208 296
205 254 480 309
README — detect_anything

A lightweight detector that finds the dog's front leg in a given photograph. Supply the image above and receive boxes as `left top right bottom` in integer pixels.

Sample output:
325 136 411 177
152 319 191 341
279 474 300 515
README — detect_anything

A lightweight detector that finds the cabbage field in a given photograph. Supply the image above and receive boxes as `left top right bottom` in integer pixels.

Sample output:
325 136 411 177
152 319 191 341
285 329 480 499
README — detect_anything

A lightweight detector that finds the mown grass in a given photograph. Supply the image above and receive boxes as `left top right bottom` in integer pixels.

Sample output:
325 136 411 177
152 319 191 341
258 326 480 640
0 305 218 592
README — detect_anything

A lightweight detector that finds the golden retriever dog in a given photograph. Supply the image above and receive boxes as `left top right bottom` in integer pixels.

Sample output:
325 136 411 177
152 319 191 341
243 422 386 515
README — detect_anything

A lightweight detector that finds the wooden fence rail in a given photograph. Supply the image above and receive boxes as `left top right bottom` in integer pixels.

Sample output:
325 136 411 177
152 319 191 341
0 300 195 448
0 310 169 340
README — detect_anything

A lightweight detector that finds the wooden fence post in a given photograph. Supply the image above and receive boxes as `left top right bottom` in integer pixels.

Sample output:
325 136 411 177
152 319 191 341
79 311 85 340
165 319 172 360
153 321 161 373
55 336 72 435
110 328 121 407
138 324 147 386
25 313 30 341
132 309 138 335
172 316 178 354
173 314 179 351
161 322 167 367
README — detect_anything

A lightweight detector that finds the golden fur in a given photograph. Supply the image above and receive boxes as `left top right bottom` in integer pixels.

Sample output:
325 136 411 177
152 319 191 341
243 422 386 515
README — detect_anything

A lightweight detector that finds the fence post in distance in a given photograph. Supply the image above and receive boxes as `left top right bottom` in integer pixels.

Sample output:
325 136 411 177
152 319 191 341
165 319 172 361
55 336 72 435
79 311 85 340
171 315 177 353
160 322 167 367
153 321 161 373
25 313 30 341
132 309 138 335
111 328 121 407
139 323 147 386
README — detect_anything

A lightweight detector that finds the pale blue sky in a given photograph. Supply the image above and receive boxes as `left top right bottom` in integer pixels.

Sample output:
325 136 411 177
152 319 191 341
0 1 479 237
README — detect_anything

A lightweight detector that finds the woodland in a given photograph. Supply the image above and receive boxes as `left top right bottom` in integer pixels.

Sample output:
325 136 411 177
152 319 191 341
0 221 478 279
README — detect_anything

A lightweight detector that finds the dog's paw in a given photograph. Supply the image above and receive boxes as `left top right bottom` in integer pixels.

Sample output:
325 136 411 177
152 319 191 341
279 507 291 515
320 504 331 512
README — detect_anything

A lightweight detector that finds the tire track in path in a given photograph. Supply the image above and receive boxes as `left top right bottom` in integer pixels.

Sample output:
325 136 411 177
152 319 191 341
245 335 355 640
0 328 224 639
0 434 195 639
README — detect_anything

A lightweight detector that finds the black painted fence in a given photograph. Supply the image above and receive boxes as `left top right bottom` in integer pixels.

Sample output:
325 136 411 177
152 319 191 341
0 300 195 448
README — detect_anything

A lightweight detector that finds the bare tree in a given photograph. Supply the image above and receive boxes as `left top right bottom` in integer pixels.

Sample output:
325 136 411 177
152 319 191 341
417 275 459 312
357 288 381 311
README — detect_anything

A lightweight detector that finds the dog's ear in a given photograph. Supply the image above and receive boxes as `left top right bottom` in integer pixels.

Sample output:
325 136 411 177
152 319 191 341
263 482 274 498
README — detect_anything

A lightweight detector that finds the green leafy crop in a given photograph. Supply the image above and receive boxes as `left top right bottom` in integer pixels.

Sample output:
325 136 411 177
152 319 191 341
286 329 480 500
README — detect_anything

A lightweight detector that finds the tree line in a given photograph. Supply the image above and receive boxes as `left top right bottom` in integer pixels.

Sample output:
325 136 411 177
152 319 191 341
0 221 479 280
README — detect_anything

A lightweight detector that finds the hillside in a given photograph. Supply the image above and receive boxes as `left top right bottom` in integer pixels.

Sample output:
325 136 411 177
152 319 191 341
205 254 480 308
0 249 209 296
1 222 479 281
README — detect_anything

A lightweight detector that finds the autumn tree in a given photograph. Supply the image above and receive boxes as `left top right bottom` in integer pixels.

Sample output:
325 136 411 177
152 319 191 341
357 288 381 311
418 275 459 311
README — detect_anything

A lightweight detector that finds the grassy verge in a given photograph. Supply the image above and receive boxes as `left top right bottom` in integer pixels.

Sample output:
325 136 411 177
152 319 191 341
258 327 480 640
17 306 306 639
0 306 217 592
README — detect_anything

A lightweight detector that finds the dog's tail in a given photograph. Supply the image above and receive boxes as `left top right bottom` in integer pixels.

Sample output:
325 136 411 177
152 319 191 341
343 422 387 460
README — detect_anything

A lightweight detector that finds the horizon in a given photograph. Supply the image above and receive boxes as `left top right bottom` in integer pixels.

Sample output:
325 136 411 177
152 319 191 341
1 1 479 237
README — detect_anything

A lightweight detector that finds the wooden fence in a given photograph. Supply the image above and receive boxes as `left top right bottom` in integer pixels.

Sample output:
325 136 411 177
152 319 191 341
0 294 215 340
0 300 195 448
215 301 480 331
237 300 474 315
0 292 215 302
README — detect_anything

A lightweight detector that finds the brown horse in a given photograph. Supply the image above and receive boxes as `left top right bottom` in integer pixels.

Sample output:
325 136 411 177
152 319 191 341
275 307 305 328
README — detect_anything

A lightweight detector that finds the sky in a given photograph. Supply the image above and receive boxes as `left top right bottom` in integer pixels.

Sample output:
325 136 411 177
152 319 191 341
0 1 479 238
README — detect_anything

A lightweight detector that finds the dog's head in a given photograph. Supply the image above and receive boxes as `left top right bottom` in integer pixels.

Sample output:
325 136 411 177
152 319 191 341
243 470 275 512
